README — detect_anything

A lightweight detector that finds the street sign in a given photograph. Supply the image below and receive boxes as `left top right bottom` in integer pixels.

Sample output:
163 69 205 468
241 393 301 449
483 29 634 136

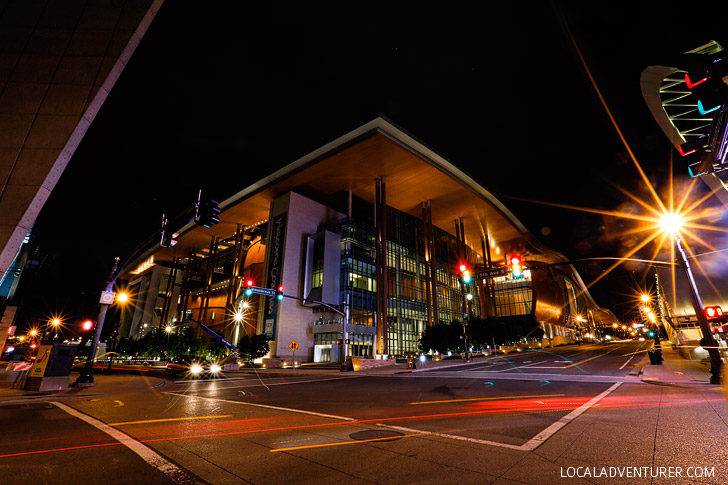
99 291 115 305
248 286 276 297
289 340 299 351
476 267 508 279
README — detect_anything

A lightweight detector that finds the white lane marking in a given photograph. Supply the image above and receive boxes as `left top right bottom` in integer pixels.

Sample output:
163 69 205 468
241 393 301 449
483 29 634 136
519 382 622 451
618 355 635 370
374 423 524 451
172 375 360 391
518 362 553 368
165 392 357 422
386 372 624 384
516 366 578 369
169 383 622 453
52 401 192 484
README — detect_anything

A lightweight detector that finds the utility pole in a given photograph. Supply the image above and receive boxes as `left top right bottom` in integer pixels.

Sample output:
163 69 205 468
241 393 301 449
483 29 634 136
674 235 722 384
74 257 120 386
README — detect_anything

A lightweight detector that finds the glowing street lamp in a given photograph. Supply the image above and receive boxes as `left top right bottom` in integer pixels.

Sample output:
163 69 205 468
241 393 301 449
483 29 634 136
50 317 62 339
661 211 722 383
640 293 650 303
165 325 174 334
659 213 684 235
116 291 129 304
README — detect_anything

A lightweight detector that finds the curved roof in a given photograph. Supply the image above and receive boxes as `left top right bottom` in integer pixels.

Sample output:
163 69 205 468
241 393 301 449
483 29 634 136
125 117 573 271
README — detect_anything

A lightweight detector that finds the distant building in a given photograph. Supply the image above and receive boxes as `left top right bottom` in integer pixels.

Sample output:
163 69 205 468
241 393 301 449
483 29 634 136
118 118 617 361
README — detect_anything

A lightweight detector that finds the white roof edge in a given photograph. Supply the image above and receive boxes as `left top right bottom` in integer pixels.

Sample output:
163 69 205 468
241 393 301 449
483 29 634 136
219 117 531 235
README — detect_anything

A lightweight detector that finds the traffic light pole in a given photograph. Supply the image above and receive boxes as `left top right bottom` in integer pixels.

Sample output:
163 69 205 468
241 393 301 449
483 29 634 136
459 280 470 362
674 235 722 384
74 257 120 386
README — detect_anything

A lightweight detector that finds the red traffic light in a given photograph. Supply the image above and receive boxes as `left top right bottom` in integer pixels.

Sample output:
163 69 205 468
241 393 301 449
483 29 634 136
457 263 471 284
278 285 284 292
82 320 94 331
705 306 724 321
246 278 254 287
508 254 523 279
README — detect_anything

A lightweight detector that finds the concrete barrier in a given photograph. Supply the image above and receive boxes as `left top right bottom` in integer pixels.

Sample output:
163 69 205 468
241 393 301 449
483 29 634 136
347 357 395 371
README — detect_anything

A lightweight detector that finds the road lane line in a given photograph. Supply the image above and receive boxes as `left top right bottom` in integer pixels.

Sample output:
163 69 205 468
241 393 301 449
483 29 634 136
375 423 524 451
563 348 617 368
618 355 635 370
270 431 429 452
108 415 231 426
409 394 564 405
172 375 361 391
51 401 193 484
165 392 357 421
519 382 622 451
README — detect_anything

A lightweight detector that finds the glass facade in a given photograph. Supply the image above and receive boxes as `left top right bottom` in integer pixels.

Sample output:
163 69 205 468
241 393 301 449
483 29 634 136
340 205 481 357
490 270 534 317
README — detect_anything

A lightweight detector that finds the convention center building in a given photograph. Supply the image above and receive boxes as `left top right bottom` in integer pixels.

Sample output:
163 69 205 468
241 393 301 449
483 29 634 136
118 118 618 361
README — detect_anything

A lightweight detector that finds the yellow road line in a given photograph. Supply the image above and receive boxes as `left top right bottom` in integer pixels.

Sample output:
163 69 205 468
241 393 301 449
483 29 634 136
563 349 616 368
108 415 231 426
270 431 428 452
621 349 651 357
409 394 565 405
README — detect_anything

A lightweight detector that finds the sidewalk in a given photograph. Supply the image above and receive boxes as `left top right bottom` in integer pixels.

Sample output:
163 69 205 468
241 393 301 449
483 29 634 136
638 341 716 386
0 371 167 405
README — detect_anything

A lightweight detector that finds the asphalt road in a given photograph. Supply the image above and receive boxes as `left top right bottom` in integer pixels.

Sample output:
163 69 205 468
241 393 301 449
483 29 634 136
2 340 696 485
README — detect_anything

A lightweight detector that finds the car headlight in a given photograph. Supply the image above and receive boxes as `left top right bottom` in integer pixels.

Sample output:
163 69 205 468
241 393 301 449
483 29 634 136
190 363 203 375
209 364 221 374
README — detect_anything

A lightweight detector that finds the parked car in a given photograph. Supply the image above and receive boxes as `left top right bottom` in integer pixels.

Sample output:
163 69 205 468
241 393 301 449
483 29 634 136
166 355 221 378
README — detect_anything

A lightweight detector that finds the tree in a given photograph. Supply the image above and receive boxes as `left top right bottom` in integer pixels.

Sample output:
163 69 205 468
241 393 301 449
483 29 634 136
469 315 544 348
418 322 462 354
237 334 270 360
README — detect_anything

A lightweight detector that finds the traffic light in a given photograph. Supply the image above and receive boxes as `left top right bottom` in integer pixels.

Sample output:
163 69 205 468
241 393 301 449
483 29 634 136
195 199 221 228
276 285 285 301
508 255 523 279
458 263 472 284
244 278 254 297
81 320 94 332
704 305 726 322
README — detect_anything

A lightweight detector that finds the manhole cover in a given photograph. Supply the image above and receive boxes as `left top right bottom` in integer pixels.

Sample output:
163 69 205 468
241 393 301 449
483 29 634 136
349 429 404 442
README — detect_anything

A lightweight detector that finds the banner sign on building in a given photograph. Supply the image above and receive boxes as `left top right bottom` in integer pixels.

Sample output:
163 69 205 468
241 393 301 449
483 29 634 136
263 212 287 340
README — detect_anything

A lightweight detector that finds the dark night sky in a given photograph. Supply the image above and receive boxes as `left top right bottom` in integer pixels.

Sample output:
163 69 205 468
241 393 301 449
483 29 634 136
15 1 728 325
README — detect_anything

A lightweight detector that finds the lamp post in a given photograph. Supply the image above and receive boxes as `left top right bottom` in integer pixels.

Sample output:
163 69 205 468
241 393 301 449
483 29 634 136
74 258 121 386
674 234 722 383
50 318 61 340
659 213 721 383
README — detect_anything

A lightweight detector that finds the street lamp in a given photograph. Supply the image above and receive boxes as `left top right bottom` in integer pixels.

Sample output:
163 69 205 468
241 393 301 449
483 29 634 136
50 317 61 339
116 291 129 303
640 293 650 303
659 212 722 383
165 325 174 334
